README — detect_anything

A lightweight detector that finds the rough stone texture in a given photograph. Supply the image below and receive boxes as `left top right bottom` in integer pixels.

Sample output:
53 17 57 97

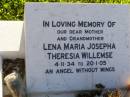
3 59 25 78
4 72 25 97
0 57 3 97
3 58 26 97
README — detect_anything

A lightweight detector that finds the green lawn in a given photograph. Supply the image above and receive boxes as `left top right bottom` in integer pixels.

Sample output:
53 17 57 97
0 0 130 20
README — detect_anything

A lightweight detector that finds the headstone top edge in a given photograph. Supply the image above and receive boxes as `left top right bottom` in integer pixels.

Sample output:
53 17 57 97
24 2 130 6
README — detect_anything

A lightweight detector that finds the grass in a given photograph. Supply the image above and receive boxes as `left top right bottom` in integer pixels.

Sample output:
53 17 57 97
0 0 130 20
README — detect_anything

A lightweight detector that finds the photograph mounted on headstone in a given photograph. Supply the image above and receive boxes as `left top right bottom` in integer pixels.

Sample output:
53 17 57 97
24 3 130 93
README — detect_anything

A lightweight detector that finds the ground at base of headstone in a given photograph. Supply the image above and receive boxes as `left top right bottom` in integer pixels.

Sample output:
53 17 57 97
76 84 130 97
